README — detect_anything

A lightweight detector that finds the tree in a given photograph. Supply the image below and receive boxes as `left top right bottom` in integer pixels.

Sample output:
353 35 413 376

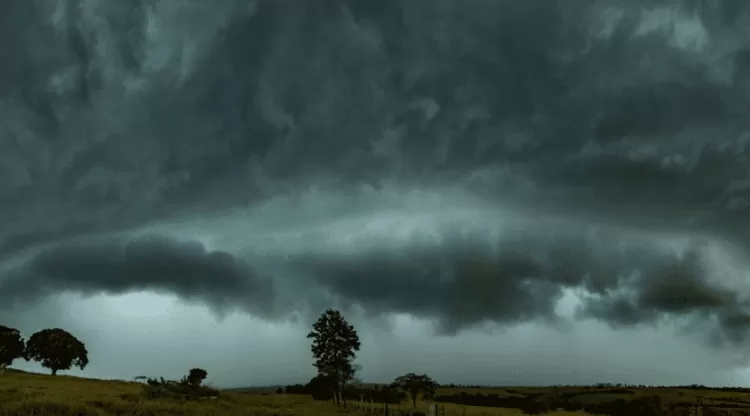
307 373 336 401
307 308 361 407
186 368 207 387
392 373 439 408
0 326 25 374
24 328 88 376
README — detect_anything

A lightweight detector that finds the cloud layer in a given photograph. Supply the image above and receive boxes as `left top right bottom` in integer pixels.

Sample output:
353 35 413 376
3 0 750 359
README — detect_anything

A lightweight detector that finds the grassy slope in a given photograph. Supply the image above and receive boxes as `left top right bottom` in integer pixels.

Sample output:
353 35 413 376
11 368 750 415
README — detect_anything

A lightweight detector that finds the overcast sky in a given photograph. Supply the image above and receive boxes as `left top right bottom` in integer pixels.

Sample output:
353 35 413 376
4 0 750 388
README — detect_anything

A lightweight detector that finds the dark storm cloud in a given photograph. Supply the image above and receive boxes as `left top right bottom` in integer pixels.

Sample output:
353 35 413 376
2 207 750 346
286 229 750 344
5 0 749 241
2 0 750 351
0 235 276 318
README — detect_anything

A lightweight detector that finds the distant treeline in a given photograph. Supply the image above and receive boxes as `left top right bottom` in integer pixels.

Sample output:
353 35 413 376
283 375 406 404
442 382 750 392
432 391 748 416
280 381 750 416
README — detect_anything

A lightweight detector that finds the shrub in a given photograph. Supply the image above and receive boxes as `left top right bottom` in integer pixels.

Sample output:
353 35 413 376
140 376 220 401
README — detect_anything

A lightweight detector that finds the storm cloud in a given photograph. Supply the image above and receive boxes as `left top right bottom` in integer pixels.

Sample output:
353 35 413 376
4 205 750 348
0 235 275 317
3 0 750 383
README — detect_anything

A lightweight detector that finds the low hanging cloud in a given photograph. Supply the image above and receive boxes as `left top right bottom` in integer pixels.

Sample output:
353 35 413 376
291 227 750 345
0 236 276 318
3 211 750 349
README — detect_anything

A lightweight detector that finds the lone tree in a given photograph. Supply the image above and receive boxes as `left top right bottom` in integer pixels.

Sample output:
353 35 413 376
24 328 88 376
0 325 25 374
307 308 361 407
186 368 208 387
392 373 439 408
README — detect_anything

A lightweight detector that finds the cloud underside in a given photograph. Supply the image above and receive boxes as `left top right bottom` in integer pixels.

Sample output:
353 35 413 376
1 0 750 352
2 219 749 348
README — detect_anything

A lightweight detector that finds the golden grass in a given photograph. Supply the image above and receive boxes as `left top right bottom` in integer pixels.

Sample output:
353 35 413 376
8 367 750 416
0 369 592 416
12 368 750 415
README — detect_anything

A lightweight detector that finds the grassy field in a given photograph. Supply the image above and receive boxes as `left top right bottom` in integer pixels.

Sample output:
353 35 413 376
4 368 750 415
435 385 750 415
0 369 588 416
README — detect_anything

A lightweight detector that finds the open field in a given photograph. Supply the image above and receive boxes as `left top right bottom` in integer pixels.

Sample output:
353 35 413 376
0 369 583 416
3 368 750 415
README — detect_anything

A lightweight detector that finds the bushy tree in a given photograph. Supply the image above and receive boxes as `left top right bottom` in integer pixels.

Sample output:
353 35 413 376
307 373 336 401
24 328 88 376
186 368 207 387
393 373 439 408
0 325 25 374
307 309 361 407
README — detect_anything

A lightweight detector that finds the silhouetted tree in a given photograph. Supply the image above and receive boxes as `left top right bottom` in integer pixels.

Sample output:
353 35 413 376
307 309 361 407
23 328 88 376
0 325 25 374
186 368 208 387
393 373 440 408
307 373 336 400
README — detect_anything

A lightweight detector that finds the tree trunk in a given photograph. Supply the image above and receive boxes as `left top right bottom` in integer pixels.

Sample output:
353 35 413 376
341 382 347 408
332 389 339 407
51 368 58 376
412 396 417 408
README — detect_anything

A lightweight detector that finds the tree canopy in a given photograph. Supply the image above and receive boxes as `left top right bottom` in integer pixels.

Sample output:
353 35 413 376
393 373 440 408
186 368 208 387
307 308 361 407
24 328 88 376
0 325 25 372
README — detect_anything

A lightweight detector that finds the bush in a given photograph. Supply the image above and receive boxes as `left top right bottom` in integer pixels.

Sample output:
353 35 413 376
140 377 220 401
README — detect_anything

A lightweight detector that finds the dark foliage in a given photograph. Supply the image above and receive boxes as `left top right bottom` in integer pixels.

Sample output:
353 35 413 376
392 373 440 408
186 368 207 387
285 375 405 404
141 376 220 401
306 309 361 406
23 328 88 376
0 325 25 369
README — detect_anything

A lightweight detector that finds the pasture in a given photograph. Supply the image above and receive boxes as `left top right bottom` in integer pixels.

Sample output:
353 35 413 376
2 368 750 415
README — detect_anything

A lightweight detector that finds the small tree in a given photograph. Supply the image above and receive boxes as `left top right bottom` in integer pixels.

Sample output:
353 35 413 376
393 373 439 408
24 328 88 376
307 308 361 407
0 326 25 374
186 368 207 387
307 373 336 401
